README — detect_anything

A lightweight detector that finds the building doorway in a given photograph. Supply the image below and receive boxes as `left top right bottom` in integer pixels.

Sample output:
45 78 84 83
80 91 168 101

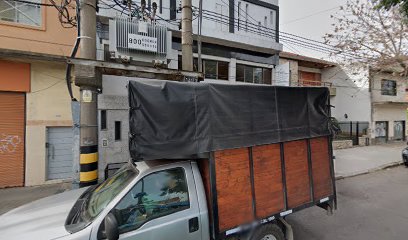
46 127 74 180
375 121 388 144
393 121 405 141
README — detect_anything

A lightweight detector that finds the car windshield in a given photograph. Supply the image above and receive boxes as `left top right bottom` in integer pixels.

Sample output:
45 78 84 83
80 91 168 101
65 163 138 233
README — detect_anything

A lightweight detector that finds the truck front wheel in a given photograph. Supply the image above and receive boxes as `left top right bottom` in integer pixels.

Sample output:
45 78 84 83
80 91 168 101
251 224 285 240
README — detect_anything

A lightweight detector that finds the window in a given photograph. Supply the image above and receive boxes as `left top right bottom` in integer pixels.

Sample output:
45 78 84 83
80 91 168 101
236 64 272 85
204 60 217 79
237 64 245 82
270 10 276 30
65 163 138 233
178 56 228 80
159 0 162 14
179 56 200 72
112 168 190 234
0 0 42 27
254 67 263 84
203 60 229 80
263 68 272 85
264 16 267 27
217 61 229 80
115 121 121 140
244 65 254 82
101 110 107 130
381 79 397 96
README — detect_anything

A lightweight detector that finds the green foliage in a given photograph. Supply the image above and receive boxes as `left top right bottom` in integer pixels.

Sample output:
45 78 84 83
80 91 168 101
376 0 408 16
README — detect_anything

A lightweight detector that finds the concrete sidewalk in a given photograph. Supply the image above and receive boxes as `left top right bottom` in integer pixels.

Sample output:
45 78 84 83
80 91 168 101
334 142 405 178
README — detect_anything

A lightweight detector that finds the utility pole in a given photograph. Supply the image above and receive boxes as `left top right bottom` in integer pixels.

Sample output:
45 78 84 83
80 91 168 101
74 0 100 188
181 0 193 71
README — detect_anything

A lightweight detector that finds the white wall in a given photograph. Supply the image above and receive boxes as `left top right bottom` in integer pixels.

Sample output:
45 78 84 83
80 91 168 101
370 71 407 103
322 66 371 122
98 0 282 51
371 104 407 140
191 0 281 50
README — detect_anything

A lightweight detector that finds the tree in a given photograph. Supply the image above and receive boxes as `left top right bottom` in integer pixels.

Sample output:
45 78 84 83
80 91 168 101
324 0 408 76
376 0 408 17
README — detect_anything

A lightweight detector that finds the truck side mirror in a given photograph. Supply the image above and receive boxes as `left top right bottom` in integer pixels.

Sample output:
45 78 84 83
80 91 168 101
104 212 119 240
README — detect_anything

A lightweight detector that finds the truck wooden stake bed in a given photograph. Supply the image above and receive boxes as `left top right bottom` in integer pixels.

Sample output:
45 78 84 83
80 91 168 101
0 79 336 240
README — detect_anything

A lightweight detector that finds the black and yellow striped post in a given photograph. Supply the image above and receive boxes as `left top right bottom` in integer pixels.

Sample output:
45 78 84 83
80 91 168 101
80 145 98 187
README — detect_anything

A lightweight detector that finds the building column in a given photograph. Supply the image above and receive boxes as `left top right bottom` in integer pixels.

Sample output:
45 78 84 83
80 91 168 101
229 58 237 83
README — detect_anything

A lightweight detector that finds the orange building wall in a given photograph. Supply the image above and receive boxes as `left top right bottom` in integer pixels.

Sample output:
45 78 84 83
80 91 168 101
0 2 76 56
0 60 30 92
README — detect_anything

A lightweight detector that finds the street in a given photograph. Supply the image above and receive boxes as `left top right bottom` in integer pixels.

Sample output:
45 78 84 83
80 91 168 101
287 166 408 240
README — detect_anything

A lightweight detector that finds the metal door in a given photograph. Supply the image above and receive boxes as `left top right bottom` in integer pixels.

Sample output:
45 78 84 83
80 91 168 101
46 127 74 180
0 92 25 188
375 121 388 143
394 121 405 141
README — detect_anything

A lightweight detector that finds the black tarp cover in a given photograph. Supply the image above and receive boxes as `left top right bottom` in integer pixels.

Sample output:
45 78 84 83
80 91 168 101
129 80 330 161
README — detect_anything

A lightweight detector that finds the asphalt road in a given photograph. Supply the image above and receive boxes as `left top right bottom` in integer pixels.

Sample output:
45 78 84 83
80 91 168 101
286 166 408 240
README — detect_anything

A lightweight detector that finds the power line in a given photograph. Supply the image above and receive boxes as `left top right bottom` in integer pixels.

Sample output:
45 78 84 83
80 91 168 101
201 11 360 60
4 0 54 6
280 6 341 25
215 0 365 60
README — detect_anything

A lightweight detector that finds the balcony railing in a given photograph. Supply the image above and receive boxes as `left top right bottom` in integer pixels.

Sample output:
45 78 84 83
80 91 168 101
291 80 333 87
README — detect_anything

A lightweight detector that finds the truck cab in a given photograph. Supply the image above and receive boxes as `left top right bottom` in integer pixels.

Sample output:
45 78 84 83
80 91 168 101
83 160 211 240
0 160 211 240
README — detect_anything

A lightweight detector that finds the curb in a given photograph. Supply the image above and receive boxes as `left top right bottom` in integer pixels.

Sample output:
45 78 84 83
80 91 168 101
335 161 403 180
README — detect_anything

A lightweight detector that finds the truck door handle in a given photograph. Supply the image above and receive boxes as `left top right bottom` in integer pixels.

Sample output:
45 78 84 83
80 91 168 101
188 217 199 233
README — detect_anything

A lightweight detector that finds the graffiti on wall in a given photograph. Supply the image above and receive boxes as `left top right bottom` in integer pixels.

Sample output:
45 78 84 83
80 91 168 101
0 134 21 154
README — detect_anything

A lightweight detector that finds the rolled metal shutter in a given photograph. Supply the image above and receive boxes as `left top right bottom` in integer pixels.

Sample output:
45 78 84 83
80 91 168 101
0 92 25 188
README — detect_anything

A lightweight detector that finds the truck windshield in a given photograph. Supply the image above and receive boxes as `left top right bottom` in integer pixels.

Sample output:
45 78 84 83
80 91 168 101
65 163 138 233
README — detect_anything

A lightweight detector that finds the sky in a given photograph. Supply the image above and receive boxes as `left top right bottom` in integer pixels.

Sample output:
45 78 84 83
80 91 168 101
279 0 348 59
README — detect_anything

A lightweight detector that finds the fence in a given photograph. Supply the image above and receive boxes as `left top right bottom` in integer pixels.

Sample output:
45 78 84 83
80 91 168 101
334 121 370 145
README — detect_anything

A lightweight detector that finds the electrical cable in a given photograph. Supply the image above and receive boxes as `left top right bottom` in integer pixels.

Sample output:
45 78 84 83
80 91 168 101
65 0 81 101
4 0 54 6
216 0 364 60
280 6 341 25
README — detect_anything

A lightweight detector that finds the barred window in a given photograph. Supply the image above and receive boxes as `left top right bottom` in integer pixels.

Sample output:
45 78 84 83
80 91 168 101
381 79 397 96
0 0 42 27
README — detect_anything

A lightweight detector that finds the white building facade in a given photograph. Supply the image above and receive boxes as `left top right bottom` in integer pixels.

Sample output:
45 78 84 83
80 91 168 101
96 0 282 83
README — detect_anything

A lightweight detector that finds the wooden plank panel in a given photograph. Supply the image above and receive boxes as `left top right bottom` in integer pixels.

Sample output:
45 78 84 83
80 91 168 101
215 148 254 231
284 140 311 208
310 137 333 200
252 144 285 218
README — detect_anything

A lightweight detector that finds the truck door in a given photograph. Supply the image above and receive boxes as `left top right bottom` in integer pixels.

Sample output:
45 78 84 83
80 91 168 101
109 165 201 240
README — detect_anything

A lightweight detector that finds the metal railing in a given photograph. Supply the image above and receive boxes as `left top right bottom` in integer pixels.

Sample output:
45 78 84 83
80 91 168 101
293 80 333 87
334 121 370 145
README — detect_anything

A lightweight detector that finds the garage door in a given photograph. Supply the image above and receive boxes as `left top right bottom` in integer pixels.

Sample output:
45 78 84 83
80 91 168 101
47 127 74 180
0 92 25 188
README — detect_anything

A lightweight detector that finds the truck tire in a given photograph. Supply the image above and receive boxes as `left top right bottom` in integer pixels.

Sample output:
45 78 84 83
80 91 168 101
251 224 285 240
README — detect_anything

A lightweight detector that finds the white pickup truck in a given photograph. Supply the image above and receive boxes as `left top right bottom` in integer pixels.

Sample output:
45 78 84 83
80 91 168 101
0 80 336 240
0 160 293 240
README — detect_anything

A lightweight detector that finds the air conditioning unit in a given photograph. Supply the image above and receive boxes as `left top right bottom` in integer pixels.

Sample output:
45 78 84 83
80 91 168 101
109 17 169 63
